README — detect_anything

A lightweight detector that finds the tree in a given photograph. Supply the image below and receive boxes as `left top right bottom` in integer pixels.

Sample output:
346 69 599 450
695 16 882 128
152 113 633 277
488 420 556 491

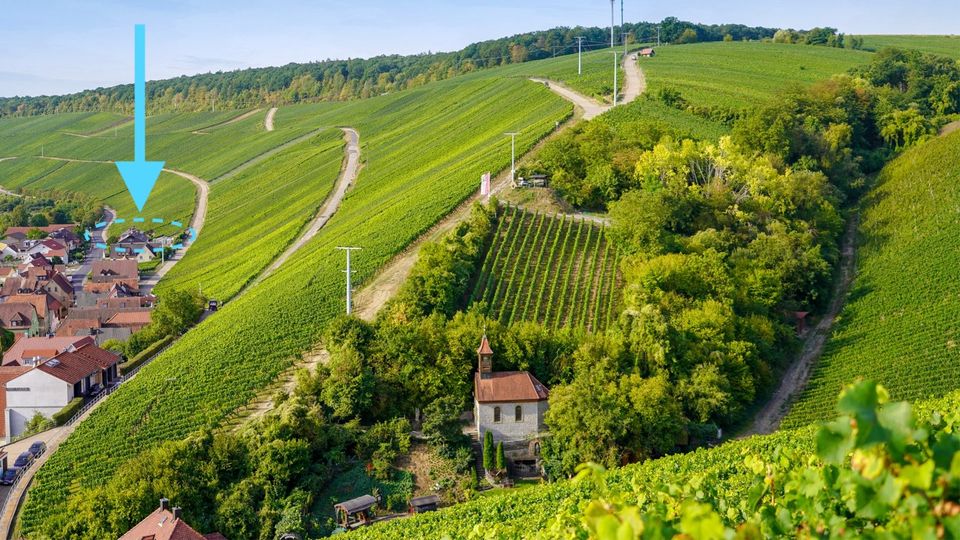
152 289 205 336
482 430 494 472
676 29 698 44
422 394 468 452
495 441 505 472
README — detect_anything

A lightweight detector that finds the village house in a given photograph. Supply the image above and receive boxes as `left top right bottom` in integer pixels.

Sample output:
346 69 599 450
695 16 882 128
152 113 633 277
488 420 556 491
639 47 656 57
3 292 65 334
2 342 120 441
111 227 162 263
2 335 95 366
85 258 140 294
0 303 40 337
473 335 549 477
119 498 227 540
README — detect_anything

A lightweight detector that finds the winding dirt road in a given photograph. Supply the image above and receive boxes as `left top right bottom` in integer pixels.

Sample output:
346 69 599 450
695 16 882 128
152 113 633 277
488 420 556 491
265 107 278 131
245 127 360 288
191 108 263 134
741 214 860 436
528 52 645 120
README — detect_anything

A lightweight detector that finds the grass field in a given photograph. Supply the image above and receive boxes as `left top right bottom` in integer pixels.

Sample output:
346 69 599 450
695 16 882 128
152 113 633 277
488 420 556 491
18 71 571 534
859 35 960 58
782 131 960 428
642 41 873 111
471 206 619 331
494 45 627 102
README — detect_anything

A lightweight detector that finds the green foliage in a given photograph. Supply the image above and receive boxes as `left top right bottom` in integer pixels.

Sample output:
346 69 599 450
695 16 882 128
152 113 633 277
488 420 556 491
0 188 101 234
23 412 54 436
858 35 960 59
784 130 960 428
495 442 505 472
483 431 494 473
117 335 175 376
471 208 619 331
357 418 411 480
152 289 206 337
51 397 84 426
421 394 470 452
19 72 570 534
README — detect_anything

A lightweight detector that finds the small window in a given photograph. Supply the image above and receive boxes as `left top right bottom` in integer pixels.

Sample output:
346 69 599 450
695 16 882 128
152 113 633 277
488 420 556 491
515 405 523 422
493 406 501 423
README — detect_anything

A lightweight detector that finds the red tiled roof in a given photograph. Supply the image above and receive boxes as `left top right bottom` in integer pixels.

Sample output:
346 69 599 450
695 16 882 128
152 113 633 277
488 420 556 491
3 224 77 236
35 349 102 384
477 334 493 355
2 335 94 365
71 343 120 370
91 259 138 280
0 303 37 330
5 293 61 320
475 371 549 403
106 310 152 326
118 507 217 540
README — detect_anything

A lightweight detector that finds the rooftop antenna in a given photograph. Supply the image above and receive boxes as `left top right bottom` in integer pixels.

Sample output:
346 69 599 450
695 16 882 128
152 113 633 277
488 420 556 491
337 246 362 314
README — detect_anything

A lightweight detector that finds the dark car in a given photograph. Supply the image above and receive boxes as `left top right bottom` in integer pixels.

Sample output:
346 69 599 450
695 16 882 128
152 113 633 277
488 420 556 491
28 441 46 458
0 467 19 486
13 451 33 469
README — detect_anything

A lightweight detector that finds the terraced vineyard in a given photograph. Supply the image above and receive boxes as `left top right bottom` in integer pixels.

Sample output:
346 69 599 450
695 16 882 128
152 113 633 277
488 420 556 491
18 73 571 533
471 206 619 331
642 41 873 110
782 131 960 428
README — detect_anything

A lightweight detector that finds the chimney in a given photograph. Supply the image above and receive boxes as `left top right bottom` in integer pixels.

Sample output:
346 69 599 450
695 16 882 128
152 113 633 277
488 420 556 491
477 334 493 379
159 498 170 511
172 507 182 520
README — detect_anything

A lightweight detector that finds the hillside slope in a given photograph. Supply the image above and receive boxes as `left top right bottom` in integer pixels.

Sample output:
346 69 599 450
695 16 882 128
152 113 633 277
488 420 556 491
783 131 960 428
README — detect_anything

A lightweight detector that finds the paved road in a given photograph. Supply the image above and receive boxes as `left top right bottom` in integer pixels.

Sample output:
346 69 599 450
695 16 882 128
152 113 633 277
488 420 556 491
265 107 278 131
68 206 115 290
245 127 360 289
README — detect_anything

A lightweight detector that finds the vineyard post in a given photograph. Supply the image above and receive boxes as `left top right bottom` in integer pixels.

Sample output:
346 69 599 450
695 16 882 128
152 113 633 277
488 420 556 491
336 246 362 314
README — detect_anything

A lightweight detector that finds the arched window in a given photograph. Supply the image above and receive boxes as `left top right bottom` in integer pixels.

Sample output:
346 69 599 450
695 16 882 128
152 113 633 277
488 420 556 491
515 405 523 422
493 406 501 423
533 442 541 456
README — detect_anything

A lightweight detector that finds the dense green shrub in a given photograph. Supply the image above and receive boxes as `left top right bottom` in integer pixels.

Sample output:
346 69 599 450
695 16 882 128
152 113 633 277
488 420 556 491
52 397 84 426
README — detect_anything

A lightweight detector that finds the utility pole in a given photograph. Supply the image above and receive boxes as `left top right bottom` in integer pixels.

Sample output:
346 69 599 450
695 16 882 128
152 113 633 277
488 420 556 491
610 0 615 48
622 32 630 58
612 52 618 105
657 26 661 47
337 246 362 315
504 132 519 183
575 36 585 75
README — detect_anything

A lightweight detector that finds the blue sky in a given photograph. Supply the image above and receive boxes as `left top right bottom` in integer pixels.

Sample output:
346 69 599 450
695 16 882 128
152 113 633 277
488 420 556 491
1 0 957 97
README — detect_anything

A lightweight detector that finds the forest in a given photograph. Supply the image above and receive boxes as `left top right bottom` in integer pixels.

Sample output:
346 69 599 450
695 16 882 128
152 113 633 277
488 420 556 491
0 18 776 117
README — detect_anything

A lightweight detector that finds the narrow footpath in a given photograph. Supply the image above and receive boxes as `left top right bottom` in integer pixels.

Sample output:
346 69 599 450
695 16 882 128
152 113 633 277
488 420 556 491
741 213 860 436
265 107 278 131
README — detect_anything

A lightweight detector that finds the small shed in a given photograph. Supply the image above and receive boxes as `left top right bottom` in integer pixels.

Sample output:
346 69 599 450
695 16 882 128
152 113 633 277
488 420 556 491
334 494 378 529
639 47 656 57
408 495 440 514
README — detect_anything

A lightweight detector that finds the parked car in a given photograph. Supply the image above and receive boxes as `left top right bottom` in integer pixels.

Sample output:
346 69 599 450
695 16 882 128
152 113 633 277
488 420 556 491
208 299 219 312
0 467 19 485
27 441 46 459
12 451 33 469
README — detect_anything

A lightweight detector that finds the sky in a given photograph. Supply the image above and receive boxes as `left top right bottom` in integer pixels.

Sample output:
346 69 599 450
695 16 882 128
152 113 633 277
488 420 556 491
1 0 957 97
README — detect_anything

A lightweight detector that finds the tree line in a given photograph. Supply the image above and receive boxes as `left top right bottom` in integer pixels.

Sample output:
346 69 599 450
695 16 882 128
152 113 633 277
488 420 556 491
0 18 777 117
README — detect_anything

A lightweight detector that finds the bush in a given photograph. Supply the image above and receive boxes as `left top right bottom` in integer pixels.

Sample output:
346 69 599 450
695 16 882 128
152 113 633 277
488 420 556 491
482 431 494 472
118 335 174 376
495 441 505 472
52 397 84 426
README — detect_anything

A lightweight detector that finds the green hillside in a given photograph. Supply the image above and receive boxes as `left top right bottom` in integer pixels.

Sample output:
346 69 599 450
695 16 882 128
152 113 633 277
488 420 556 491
642 41 873 111
782 131 960 428
19 71 571 534
859 34 960 58
343 385 960 538
471 206 620 331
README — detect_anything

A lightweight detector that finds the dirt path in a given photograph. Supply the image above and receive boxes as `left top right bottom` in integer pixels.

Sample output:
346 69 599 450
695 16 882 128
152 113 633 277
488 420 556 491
191 108 263 134
265 107 278 131
940 120 960 137
211 128 326 184
244 128 360 290
741 213 860 436
139 168 210 293
621 52 646 103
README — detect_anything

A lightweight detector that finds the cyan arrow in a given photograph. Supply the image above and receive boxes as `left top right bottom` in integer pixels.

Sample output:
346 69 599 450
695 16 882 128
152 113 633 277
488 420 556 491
115 24 164 212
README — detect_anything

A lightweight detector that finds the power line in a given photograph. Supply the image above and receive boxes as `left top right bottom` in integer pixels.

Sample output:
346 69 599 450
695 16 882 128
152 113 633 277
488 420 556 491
336 246 361 315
